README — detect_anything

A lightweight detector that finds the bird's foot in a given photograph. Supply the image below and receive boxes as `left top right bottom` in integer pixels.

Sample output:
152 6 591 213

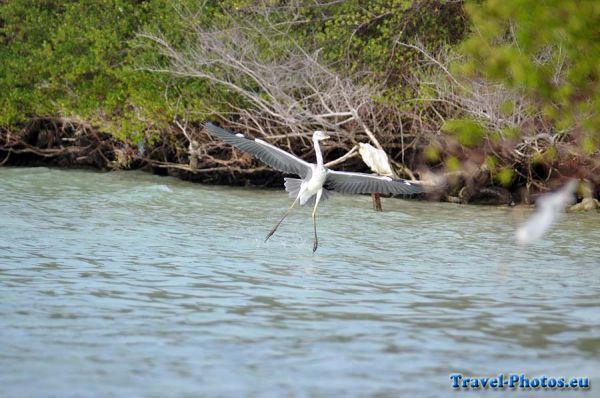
265 224 281 242
264 230 274 242
312 239 318 253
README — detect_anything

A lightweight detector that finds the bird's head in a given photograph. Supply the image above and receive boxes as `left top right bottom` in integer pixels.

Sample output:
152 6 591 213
313 130 331 141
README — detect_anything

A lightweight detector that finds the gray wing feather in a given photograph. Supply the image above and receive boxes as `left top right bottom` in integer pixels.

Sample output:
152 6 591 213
204 122 312 178
326 170 425 195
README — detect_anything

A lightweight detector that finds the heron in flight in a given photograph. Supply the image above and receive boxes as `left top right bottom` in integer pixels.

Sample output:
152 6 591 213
203 122 425 252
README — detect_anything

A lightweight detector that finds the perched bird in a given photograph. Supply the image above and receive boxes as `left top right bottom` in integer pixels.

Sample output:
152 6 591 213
358 142 396 211
203 122 425 252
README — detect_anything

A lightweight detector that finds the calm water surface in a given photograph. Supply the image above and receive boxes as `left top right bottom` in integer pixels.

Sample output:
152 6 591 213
1 167 598 397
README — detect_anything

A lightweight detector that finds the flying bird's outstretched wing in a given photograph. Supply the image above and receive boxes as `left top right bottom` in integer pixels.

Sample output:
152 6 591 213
203 122 312 178
325 170 425 195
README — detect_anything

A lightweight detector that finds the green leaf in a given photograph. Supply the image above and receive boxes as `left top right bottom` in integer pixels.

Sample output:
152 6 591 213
442 118 486 148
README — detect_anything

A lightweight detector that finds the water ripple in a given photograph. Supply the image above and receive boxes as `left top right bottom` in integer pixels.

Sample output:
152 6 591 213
1 167 599 397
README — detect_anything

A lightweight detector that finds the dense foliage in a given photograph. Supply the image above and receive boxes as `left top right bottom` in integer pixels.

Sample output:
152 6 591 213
299 0 466 84
0 1 465 136
1 0 598 196
459 0 600 152
426 0 600 192
0 0 218 140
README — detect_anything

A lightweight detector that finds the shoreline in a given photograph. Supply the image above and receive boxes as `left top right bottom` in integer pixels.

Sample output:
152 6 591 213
1 118 598 209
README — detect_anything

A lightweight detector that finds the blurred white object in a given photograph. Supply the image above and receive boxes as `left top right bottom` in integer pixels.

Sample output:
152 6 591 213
358 143 395 177
516 180 578 245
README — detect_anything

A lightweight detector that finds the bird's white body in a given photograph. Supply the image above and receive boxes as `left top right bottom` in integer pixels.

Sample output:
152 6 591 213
358 142 394 177
296 132 329 206
299 165 327 205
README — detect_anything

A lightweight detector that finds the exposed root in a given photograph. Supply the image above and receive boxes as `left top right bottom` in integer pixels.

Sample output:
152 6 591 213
1 117 597 202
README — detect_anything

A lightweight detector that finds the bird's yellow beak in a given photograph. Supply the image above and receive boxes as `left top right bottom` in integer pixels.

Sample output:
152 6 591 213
313 130 332 140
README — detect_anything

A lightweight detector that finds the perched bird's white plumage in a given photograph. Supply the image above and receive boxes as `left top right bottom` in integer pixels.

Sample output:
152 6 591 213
358 142 395 177
203 122 425 251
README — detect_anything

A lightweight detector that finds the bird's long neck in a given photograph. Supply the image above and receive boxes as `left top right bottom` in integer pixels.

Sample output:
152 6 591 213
313 138 323 167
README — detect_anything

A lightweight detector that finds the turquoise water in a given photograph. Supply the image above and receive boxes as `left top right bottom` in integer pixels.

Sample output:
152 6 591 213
1 167 598 397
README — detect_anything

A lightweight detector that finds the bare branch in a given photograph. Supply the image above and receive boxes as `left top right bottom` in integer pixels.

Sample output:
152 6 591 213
324 145 359 168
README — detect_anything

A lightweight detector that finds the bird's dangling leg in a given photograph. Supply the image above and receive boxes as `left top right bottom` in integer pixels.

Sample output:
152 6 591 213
311 189 323 253
265 196 299 242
